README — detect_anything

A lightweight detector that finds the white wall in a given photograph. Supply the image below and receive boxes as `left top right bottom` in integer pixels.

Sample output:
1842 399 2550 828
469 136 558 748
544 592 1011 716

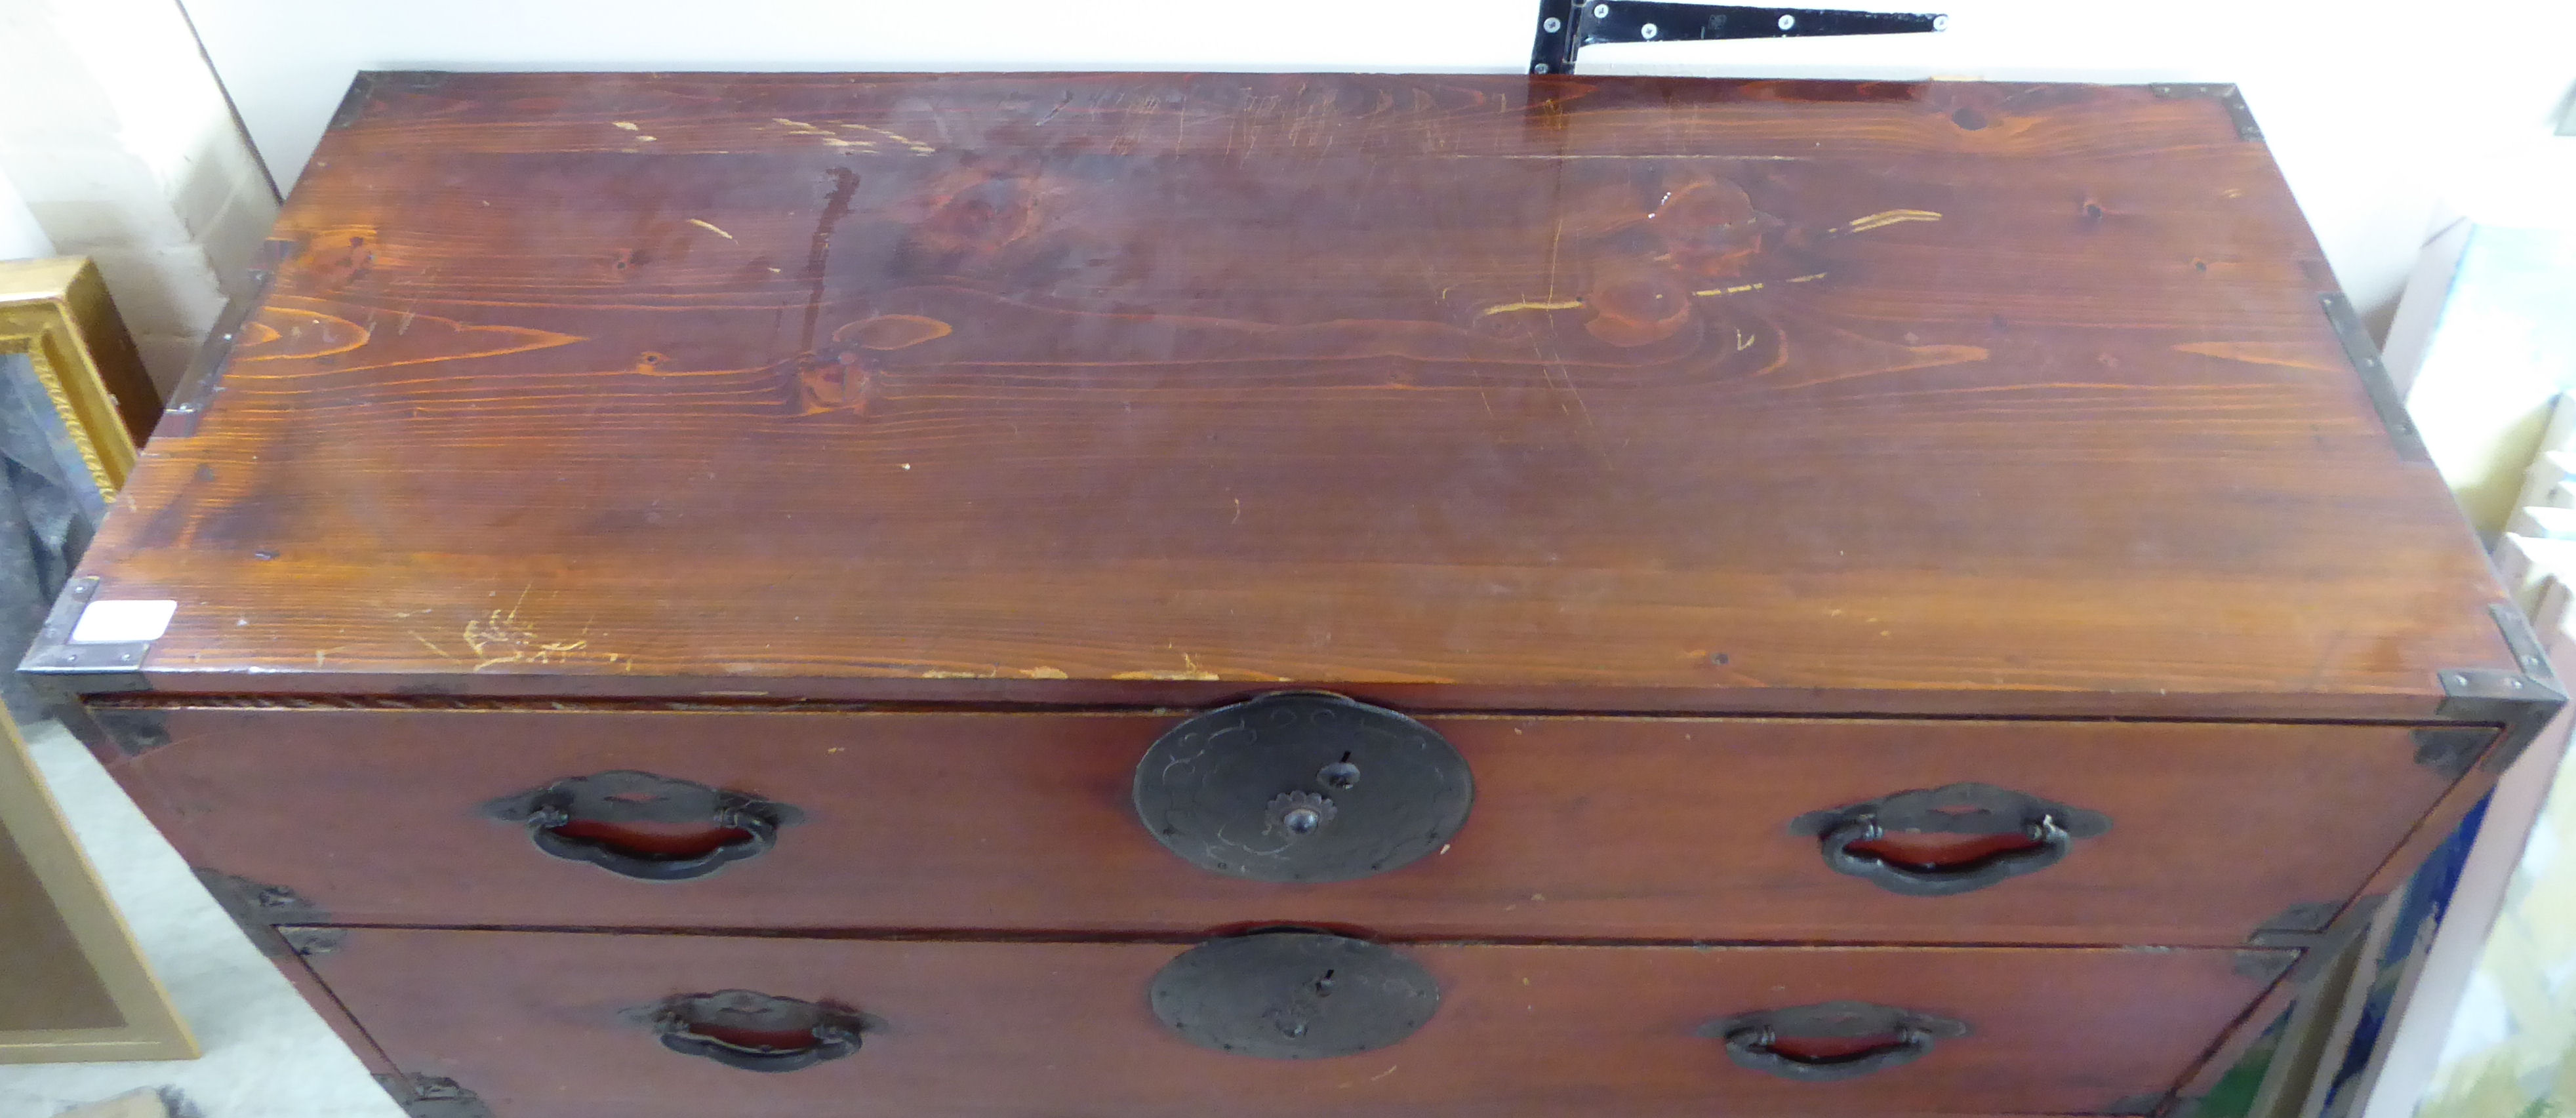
0 170 54 261
0 0 279 391
178 0 2576 334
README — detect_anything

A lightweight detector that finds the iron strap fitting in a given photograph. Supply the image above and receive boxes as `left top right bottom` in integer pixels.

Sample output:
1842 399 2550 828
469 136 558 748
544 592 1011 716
1531 2 1947 74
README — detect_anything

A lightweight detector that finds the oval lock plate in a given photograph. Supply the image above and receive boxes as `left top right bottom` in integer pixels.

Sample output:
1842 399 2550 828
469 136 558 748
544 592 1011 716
1133 692 1473 883
1149 930 1441 1059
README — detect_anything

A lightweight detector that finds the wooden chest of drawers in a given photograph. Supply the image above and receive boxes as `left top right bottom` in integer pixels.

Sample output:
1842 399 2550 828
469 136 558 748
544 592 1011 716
25 72 2559 1117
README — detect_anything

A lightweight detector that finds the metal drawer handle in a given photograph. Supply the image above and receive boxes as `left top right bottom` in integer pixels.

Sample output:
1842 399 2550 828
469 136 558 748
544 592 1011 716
481 770 803 882
1724 1025 1933 1081
1790 782 2111 897
1700 1001 1967 1083
651 989 865 1073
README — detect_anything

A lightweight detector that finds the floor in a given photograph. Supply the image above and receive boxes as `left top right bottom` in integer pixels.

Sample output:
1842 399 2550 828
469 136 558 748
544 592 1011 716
0 721 402 1118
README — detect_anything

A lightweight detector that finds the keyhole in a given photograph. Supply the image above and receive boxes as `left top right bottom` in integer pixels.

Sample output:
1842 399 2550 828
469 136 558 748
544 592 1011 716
1313 969 1337 997
1319 755 1361 790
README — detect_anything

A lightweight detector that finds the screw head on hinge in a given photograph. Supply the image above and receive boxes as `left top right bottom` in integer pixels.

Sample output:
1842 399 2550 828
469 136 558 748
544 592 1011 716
1779 13 1796 29
1641 22 1659 37
1542 16 1562 31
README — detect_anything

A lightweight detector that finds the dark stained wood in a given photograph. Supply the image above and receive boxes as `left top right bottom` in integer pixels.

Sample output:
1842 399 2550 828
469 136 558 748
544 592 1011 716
2171 734 2518 1101
308 927 2281 1117
266 948 399 1078
120 706 2463 946
76 73 2512 712
58 73 2541 1108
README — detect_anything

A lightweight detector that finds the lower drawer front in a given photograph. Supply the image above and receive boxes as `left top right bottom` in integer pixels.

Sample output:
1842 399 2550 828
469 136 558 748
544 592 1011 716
307 928 2280 1118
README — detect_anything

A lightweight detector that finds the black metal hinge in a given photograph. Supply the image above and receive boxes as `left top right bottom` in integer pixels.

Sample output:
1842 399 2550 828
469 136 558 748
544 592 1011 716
1531 1 1946 74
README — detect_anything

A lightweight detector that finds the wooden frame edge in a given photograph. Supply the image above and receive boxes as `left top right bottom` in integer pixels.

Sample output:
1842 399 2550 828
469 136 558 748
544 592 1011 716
0 714 196 1062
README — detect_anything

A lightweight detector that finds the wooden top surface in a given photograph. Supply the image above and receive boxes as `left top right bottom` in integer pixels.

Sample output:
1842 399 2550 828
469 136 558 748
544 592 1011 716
74 72 2510 713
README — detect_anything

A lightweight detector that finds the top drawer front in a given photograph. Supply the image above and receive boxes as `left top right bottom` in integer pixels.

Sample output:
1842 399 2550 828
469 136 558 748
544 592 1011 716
115 706 2466 944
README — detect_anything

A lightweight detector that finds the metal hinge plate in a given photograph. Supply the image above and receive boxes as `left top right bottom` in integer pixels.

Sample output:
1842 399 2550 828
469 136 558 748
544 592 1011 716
1531 1 1945 73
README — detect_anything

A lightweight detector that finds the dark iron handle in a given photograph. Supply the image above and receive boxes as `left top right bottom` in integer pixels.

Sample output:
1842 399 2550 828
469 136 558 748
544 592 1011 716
1820 813 2071 898
1723 1025 1934 1082
484 770 802 883
523 795 781 883
656 1019 857 1073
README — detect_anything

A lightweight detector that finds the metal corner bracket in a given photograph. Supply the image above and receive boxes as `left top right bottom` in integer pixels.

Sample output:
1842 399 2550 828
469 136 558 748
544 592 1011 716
2146 83 2263 141
2247 894 2388 986
194 868 338 959
2434 602 2567 774
18 575 151 694
2411 726 2495 782
1529 1 1945 74
327 71 450 132
159 239 291 438
2101 1092 2171 1117
377 1073 496 1118
2320 292 2432 463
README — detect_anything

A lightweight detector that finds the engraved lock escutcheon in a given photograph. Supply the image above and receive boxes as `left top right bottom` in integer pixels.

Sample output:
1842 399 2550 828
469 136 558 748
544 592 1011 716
1148 929 1441 1059
1132 692 1474 883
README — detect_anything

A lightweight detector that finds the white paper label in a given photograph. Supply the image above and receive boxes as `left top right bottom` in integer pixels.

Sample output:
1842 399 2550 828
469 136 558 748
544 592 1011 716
70 599 178 644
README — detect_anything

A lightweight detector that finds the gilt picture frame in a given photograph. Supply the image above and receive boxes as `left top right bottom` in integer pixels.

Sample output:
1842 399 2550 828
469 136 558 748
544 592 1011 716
0 254 192 1062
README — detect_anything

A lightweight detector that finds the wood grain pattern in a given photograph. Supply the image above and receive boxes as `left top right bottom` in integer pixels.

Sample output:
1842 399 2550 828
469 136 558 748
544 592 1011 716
308 927 2282 1117
119 706 2463 945
72 73 2510 713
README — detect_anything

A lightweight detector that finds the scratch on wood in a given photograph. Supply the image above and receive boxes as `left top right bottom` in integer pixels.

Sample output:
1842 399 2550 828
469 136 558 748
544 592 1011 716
835 122 937 153
458 588 611 669
1837 209 1944 234
409 631 461 662
686 218 736 240
1112 652 1234 681
1479 298 1585 317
